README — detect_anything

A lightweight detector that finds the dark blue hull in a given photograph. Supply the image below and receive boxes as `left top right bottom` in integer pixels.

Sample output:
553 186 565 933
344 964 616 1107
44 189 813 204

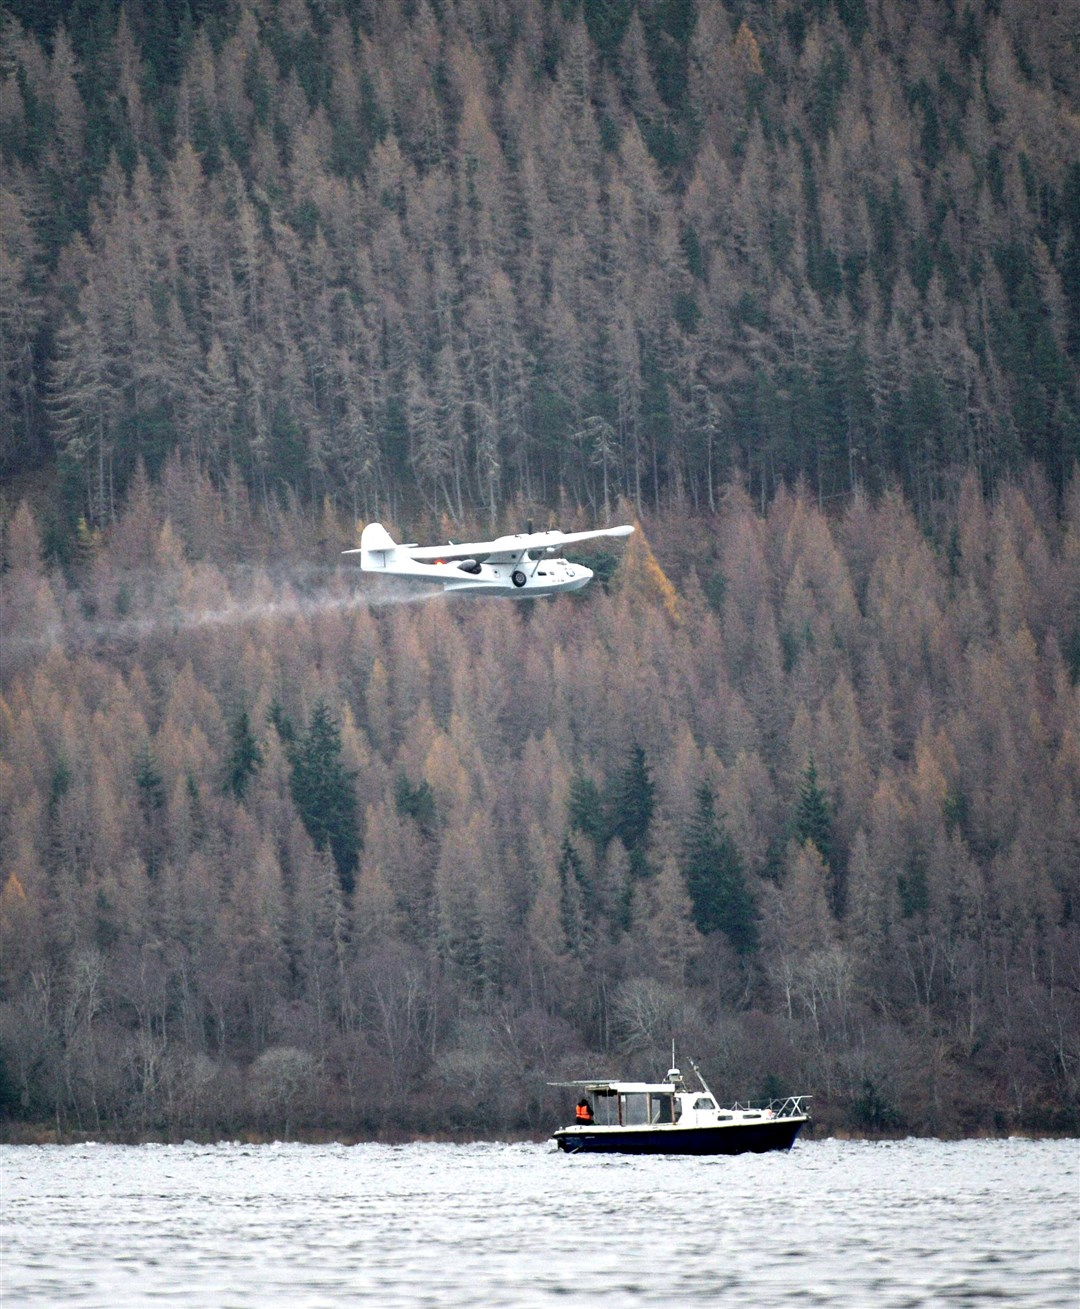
554 1118 807 1155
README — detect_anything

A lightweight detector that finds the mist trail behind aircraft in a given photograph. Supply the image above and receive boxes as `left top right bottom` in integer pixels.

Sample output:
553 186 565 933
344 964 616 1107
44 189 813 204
2 568 441 664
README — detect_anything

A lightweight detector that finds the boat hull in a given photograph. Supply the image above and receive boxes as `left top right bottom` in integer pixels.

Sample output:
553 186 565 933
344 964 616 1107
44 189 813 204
553 1118 807 1156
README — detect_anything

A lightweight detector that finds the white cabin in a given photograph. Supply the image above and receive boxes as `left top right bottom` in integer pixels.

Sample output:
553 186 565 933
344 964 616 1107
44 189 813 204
576 1068 784 1131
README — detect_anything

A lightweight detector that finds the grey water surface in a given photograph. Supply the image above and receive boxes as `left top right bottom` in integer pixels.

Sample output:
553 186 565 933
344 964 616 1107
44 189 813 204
2 1137 1076 1307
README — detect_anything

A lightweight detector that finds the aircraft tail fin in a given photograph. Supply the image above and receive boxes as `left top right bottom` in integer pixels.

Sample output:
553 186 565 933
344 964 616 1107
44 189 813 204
352 522 398 570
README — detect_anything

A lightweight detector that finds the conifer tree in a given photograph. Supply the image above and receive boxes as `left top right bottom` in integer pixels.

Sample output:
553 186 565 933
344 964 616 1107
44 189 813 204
288 701 359 894
794 755 832 867
133 743 165 811
680 782 758 955
794 754 843 916
557 832 592 958
394 773 436 836
609 743 654 876
224 709 262 801
567 770 605 850
134 741 166 877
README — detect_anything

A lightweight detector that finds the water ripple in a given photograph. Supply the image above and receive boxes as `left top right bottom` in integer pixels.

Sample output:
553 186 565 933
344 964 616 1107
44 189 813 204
2 1139 1076 1307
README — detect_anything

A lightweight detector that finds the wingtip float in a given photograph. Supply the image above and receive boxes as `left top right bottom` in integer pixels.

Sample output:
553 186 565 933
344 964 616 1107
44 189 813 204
343 521 634 596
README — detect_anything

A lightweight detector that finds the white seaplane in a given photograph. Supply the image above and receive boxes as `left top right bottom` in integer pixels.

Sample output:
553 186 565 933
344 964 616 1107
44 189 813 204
344 521 634 596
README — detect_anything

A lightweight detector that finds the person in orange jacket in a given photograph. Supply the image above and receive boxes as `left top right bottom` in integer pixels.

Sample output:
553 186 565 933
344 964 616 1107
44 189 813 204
576 1097 593 1124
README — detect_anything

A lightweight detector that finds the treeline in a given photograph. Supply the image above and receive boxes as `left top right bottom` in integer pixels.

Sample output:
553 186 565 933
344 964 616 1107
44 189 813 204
2 0 1079 535
1 465 1078 1138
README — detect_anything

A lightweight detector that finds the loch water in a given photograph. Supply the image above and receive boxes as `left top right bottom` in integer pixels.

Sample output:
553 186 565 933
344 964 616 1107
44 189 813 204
2 1137 1076 1307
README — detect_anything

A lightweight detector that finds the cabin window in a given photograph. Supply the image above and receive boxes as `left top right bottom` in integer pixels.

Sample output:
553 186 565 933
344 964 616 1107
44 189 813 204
593 1091 618 1126
650 1093 674 1124
693 1097 716 1110
621 1093 649 1125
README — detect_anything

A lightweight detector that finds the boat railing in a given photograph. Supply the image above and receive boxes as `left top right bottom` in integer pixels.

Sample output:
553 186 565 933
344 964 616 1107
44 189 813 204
726 1095 811 1119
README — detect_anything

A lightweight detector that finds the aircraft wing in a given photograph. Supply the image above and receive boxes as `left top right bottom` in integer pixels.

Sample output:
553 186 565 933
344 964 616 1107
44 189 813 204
535 525 634 549
404 524 633 563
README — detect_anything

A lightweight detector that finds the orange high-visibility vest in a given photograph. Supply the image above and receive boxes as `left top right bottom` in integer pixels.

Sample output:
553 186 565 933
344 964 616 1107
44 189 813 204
576 1103 592 1123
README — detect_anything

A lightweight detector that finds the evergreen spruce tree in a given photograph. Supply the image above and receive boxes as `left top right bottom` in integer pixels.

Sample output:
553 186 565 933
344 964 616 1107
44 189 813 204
268 700 295 746
794 755 832 866
48 755 72 817
794 754 844 916
609 744 654 876
557 832 592 958
568 770 606 850
289 701 360 894
134 742 166 812
134 741 167 878
224 709 262 801
394 772 436 836
680 783 758 954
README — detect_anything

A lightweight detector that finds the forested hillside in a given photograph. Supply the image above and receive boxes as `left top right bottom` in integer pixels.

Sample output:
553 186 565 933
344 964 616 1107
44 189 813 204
2 467 1078 1137
1 0 1078 533
1 0 1078 1140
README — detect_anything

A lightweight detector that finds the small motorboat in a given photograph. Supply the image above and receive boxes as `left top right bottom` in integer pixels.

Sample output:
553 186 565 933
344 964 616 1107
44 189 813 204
551 1059 810 1155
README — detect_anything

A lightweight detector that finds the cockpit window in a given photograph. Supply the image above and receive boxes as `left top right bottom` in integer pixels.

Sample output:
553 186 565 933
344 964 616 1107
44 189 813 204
693 1097 716 1110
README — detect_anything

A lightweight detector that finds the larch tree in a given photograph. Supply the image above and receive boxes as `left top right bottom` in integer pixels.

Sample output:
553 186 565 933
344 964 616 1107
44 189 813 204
637 856 703 989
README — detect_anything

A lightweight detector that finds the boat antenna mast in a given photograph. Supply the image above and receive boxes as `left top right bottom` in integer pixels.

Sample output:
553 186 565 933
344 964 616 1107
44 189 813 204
687 1056 716 1099
665 1039 685 1087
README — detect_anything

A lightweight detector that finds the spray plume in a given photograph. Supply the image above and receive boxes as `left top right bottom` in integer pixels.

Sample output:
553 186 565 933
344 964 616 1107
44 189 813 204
2 567 442 666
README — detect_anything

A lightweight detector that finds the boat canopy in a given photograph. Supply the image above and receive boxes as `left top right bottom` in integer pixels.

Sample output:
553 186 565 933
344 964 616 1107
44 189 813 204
547 1071 686 1096
580 1081 677 1095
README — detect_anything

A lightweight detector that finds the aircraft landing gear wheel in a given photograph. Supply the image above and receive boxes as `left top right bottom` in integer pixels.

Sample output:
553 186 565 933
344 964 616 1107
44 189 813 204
512 570 527 588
